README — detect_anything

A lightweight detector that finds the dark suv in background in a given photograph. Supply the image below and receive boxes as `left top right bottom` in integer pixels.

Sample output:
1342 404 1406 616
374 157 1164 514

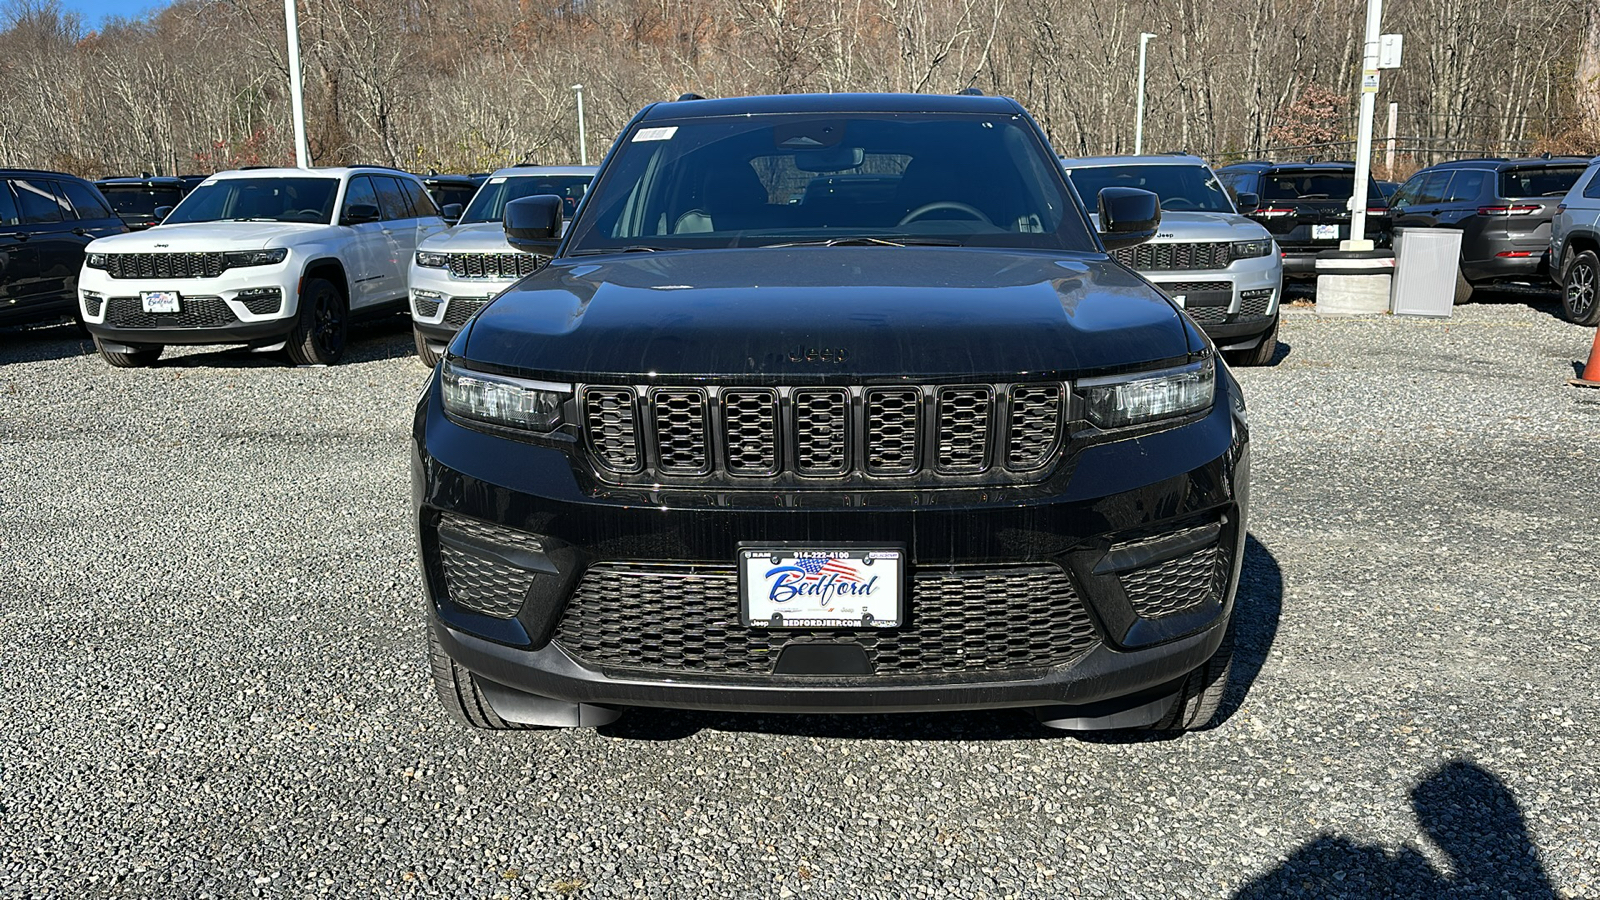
1 168 127 327
1386 156 1589 303
94 174 191 231
1215 160 1388 277
416 172 485 222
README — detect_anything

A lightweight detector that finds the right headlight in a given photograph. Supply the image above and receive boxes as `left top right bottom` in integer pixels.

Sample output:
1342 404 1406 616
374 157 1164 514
440 359 569 432
85 252 108 269
1230 239 1272 261
416 250 449 268
1079 358 1215 429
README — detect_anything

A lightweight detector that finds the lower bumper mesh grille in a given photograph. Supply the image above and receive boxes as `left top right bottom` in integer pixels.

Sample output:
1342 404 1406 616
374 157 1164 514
103 296 235 329
435 514 545 619
443 298 487 329
1118 536 1232 620
553 562 1098 676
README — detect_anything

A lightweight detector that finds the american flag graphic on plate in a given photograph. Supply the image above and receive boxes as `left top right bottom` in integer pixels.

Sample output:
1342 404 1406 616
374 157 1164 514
739 547 902 628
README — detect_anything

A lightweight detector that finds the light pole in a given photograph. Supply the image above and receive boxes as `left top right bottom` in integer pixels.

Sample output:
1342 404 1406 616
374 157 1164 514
572 84 587 166
1345 0 1382 250
284 0 309 168
1134 33 1156 155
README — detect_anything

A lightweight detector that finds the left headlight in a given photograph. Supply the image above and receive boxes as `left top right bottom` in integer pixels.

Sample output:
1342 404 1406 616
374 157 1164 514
224 248 288 268
415 250 449 268
1080 358 1215 429
1230 239 1272 261
441 359 569 432
85 252 108 269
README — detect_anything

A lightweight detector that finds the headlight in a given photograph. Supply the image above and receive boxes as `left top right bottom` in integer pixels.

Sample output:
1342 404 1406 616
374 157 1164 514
1079 358 1215 428
224 248 288 267
1230 239 1271 261
85 252 108 269
416 250 449 268
441 360 568 432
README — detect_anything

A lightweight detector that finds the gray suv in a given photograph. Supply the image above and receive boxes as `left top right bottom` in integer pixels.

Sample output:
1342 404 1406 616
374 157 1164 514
1061 154 1283 366
1550 157 1600 326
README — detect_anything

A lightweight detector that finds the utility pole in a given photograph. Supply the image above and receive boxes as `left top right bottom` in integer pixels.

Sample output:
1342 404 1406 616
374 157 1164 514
1345 0 1382 250
1384 101 1398 175
572 84 588 166
1134 33 1156 154
284 0 309 168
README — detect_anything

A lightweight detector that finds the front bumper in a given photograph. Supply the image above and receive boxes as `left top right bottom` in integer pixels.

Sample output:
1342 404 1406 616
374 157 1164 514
407 263 514 348
413 370 1251 718
78 261 299 345
1143 253 1281 351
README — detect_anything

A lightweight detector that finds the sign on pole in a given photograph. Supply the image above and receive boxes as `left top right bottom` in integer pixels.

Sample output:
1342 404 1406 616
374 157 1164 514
1379 34 1403 69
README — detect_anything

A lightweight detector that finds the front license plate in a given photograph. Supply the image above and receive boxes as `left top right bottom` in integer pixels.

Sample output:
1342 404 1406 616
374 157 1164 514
739 546 903 628
1312 224 1340 240
140 291 181 313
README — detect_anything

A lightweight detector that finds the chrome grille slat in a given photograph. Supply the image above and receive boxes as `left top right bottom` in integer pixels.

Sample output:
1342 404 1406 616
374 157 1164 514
651 389 710 474
792 389 849 475
103 252 227 280
935 387 993 474
1111 241 1231 271
445 252 543 280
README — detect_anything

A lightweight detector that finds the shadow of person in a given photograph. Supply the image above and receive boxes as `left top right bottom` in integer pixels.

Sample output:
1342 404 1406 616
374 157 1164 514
1233 759 1555 899
1212 534 1283 726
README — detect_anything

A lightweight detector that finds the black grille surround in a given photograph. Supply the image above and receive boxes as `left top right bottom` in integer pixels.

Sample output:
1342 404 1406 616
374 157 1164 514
578 382 1070 488
446 252 545 280
101 252 228 280
553 561 1099 677
103 296 236 329
1111 241 1232 271
443 298 488 329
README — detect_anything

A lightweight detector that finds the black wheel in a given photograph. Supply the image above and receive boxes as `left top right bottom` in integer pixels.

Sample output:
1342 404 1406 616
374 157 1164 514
427 624 539 730
286 277 348 365
93 335 162 368
1453 268 1475 305
413 328 441 368
1227 314 1280 367
1561 250 1600 326
1146 619 1234 732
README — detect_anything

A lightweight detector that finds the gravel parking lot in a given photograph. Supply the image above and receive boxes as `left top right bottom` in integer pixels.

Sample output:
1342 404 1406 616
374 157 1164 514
2 292 1597 899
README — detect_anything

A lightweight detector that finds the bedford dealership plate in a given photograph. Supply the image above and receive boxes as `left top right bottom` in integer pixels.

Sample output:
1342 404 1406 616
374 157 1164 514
738 546 903 628
140 291 181 313
1312 224 1340 241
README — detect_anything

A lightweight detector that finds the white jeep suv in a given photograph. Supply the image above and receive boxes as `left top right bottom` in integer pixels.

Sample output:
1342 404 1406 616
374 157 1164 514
408 165 596 366
79 167 445 367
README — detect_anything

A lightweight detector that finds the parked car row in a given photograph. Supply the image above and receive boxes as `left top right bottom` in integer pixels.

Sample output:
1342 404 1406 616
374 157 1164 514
0 168 128 327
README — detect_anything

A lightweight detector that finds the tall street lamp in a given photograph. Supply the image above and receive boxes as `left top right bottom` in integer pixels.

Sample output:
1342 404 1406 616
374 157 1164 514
572 84 587 166
1134 32 1156 155
284 0 309 167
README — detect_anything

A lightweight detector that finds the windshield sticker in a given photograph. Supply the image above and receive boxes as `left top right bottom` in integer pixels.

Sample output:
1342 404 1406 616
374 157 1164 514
489 177 506 184
633 126 679 142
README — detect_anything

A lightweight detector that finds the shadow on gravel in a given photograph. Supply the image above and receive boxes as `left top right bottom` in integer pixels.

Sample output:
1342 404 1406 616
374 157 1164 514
0 320 96 364
1466 285 1568 323
601 536 1285 744
152 314 415 369
1234 759 1555 899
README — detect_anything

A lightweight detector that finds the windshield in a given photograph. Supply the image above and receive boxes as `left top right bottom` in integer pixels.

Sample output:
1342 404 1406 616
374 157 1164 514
461 175 593 224
164 177 339 225
1499 166 1585 198
562 112 1091 253
1260 170 1355 201
1064 164 1233 213
102 187 185 218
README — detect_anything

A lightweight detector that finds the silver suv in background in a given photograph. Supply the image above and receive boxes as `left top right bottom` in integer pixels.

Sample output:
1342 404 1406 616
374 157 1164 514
1061 154 1283 366
1550 157 1600 326
408 165 597 366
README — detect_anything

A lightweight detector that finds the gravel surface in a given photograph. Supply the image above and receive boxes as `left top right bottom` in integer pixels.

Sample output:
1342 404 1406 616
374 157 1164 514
1 293 1596 899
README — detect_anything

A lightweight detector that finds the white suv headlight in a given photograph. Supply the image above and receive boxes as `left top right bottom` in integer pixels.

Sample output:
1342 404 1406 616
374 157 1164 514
1079 358 1215 428
416 250 449 268
441 360 569 432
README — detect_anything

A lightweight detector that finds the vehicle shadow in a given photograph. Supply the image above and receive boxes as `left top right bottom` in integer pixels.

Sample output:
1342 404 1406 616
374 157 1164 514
1466 284 1568 323
1233 759 1556 899
152 314 416 369
0 320 97 364
599 535 1284 744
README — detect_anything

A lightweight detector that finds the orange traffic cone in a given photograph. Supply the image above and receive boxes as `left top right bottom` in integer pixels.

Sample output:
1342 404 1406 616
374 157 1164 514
1572 327 1600 389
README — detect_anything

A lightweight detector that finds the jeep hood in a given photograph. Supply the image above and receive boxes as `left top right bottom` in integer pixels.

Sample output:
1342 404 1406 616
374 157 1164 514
417 222 516 254
462 247 1199 380
85 221 325 253
1090 210 1271 242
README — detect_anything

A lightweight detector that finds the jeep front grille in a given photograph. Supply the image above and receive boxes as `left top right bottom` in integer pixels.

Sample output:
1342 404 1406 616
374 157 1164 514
445 252 543 280
103 296 235 329
579 382 1067 486
102 252 227 280
554 562 1099 675
1112 242 1232 271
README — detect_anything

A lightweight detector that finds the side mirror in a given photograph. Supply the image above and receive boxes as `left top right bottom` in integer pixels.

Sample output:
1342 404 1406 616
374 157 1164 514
1097 187 1161 250
342 203 380 225
441 203 463 225
1234 192 1260 213
153 206 173 222
504 195 564 255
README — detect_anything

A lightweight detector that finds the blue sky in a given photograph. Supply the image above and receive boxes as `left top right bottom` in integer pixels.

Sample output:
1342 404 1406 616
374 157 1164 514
61 0 173 27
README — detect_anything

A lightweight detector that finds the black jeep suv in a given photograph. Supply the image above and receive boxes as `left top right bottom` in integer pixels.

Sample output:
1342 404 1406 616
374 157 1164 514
1 168 127 327
413 93 1250 734
94 174 190 230
1216 160 1388 276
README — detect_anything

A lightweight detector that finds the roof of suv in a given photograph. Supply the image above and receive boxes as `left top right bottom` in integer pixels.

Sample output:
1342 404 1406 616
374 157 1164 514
640 92 1023 120
1059 154 1211 168
0 167 81 178
205 166 422 181
97 175 187 188
487 165 598 178
1218 160 1357 172
1424 156 1592 171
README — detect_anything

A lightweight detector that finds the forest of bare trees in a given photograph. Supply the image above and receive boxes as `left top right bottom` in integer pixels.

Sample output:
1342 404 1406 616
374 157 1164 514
0 0 1594 182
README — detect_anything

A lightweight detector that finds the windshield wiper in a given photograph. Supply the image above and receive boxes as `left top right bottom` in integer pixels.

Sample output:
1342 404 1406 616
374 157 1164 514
761 237 962 248
568 245 672 256
229 217 286 223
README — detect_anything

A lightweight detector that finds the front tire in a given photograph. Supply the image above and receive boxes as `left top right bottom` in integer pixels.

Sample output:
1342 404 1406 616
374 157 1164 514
427 625 539 731
286 277 348 366
93 336 162 368
1227 314 1280 367
413 328 441 368
1146 620 1234 732
1561 250 1600 326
